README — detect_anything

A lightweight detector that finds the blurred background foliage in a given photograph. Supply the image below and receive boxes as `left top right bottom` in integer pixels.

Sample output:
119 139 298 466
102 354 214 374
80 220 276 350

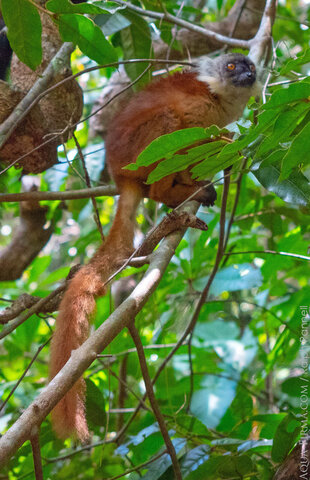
0 0 310 478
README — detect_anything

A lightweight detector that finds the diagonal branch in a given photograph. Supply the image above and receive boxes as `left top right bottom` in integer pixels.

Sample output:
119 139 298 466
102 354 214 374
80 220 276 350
0 42 75 150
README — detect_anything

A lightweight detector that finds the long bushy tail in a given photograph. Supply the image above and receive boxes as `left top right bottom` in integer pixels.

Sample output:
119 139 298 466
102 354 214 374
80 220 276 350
49 181 142 441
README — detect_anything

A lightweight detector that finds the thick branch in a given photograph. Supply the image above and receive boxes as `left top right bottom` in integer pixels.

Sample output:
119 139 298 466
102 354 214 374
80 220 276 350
249 0 276 64
0 201 199 468
274 438 310 480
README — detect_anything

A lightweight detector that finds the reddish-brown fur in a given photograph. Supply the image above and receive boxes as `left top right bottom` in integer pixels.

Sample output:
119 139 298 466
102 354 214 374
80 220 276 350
49 71 235 440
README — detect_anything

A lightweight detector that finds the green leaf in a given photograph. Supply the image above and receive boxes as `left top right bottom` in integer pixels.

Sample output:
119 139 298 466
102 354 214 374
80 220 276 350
256 148 285 166
209 263 263 295
46 0 110 14
96 12 131 36
216 455 253 477
253 161 310 207
280 48 310 75
280 122 310 179
57 14 118 64
235 455 253 476
142 438 186 479
264 81 310 109
253 109 281 134
176 415 213 439
147 141 225 184
181 445 210 476
123 424 160 448
160 24 182 52
2 0 42 70
218 386 253 434
191 150 239 180
185 456 224 479
85 379 106 428
281 376 303 397
271 413 300 462
120 10 152 83
125 128 208 171
255 103 310 158
265 317 299 372
237 439 273 453
191 376 238 428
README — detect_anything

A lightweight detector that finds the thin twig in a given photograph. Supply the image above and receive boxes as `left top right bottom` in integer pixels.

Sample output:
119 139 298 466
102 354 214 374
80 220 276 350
0 285 64 340
0 339 51 413
112 175 230 439
186 337 194 413
30 434 43 480
165 1 185 67
268 76 307 87
116 355 128 431
128 323 182 480
98 341 188 358
223 157 248 251
108 365 151 413
186 168 230 408
262 39 278 102
72 132 104 241
223 250 310 261
114 175 231 443
106 450 167 480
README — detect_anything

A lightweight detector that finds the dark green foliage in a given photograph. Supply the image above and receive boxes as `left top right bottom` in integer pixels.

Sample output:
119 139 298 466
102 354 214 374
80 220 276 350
2 0 42 70
0 0 309 478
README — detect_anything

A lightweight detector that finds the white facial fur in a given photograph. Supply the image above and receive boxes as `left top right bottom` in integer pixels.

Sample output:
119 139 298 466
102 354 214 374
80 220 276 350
195 54 261 124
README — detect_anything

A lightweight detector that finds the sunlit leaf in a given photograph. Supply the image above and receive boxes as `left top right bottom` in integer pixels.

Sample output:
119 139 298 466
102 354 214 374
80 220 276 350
57 14 118 64
2 0 42 69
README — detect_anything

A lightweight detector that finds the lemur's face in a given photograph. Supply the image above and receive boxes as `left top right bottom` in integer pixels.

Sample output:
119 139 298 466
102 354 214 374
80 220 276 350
219 54 256 87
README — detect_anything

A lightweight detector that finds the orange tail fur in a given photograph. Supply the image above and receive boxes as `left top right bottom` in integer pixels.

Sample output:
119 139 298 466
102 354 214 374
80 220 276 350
49 182 142 441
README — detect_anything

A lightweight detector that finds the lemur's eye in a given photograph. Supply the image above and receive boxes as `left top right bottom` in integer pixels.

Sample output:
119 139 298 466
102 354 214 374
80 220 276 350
250 64 256 72
227 63 235 71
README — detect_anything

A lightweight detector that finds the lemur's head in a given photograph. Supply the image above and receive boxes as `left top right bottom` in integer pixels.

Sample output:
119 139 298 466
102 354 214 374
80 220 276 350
196 53 258 96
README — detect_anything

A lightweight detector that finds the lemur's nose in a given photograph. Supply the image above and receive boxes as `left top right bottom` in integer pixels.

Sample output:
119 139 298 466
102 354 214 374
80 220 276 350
247 71 253 78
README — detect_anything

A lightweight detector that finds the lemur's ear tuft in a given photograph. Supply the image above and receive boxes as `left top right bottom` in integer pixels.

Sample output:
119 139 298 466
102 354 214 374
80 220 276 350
195 56 216 76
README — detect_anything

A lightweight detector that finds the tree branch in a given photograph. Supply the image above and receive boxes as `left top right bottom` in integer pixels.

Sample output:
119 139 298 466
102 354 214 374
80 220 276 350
0 42 75 150
113 0 249 49
0 185 118 203
223 250 310 261
129 323 182 479
274 437 310 480
249 0 277 64
0 285 64 338
30 434 43 480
